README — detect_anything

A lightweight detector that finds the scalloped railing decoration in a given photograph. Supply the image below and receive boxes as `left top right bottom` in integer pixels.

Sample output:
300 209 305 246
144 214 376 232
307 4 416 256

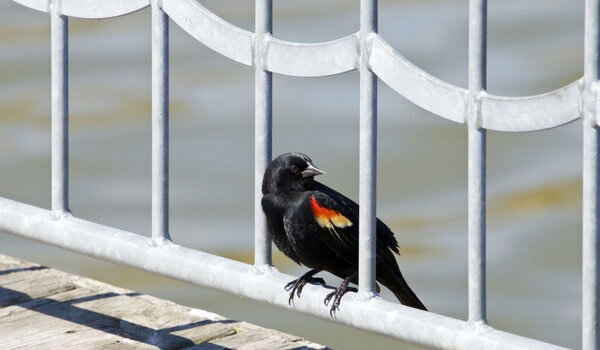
13 0 582 132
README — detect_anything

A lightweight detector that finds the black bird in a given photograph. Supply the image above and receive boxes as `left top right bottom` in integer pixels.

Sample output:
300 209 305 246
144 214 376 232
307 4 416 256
261 152 427 315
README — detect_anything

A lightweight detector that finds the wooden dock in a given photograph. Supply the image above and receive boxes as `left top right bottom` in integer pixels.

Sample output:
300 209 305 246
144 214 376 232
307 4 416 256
0 254 329 349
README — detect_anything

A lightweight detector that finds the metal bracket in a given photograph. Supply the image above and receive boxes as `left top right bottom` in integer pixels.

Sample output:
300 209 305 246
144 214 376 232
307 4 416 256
48 0 61 15
355 290 377 302
48 209 71 221
251 263 278 275
361 32 377 72
467 91 484 130
253 33 271 71
151 0 163 10
146 237 173 248
583 80 599 128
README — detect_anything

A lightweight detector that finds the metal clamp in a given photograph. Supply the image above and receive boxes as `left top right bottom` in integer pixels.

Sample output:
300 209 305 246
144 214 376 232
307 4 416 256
359 32 377 72
584 80 599 128
48 0 61 16
151 0 163 10
467 91 484 130
254 33 272 71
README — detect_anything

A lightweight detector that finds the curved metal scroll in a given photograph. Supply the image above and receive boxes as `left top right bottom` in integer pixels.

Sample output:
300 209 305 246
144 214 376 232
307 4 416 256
481 80 582 132
162 0 253 66
266 34 358 77
12 0 48 13
12 0 584 132
13 0 149 18
369 35 467 124
370 35 582 131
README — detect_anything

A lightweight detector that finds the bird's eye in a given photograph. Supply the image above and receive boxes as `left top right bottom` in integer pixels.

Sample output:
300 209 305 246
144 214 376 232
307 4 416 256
290 165 299 173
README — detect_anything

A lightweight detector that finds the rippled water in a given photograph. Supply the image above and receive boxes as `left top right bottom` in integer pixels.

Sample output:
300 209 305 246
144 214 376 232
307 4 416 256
0 1 585 349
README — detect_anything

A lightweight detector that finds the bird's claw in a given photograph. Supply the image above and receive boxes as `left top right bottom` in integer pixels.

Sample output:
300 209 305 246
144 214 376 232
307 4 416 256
285 275 325 305
324 286 358 317
297 276 325 298
323 291 334 306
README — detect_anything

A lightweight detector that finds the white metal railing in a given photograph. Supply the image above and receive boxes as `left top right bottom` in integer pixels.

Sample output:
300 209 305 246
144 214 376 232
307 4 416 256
2 1 597 349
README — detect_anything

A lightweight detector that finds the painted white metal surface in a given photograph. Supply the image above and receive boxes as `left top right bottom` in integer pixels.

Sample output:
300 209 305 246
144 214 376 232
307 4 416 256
266 34 358 77
151 0 171 244
0 196 568 350
13 0 583 132
13 0 149 18
162 0 253 66
481 80 582 132
358 0 378 298
50 7 69 216
254 0 273 268
12 0 47 13
370 35 581 131
467 0 487 326
583 1 600 349
369 35 467 124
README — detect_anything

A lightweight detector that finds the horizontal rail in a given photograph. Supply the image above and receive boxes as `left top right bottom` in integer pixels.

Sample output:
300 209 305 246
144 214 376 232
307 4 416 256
0 196 566 350
13 0 582 132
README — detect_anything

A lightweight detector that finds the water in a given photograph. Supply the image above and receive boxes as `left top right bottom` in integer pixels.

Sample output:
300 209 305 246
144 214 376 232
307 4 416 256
0 0 584 348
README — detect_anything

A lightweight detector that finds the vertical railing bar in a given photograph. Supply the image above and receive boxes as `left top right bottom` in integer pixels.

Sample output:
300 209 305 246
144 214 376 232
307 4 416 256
467 0 487 324
358 0 378 296
583 0 600 349
50 3 69 216
254 0 273 267
151 0 171 243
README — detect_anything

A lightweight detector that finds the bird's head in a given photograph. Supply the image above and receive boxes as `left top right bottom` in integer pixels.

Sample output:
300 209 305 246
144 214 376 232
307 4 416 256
262 153 326 195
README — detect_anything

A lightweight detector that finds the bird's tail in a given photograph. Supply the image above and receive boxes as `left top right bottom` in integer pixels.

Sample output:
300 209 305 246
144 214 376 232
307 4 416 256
385 273 427 311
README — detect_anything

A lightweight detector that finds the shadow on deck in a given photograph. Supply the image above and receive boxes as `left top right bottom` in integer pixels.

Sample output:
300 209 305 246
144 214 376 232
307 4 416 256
0 254 328 350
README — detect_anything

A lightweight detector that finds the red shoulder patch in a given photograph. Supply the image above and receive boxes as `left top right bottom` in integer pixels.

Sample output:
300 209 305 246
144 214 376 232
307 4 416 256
310 195 352 229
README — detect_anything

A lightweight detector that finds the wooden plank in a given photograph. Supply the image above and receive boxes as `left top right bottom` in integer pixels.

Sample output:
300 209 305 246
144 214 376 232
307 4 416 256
0 287 235 348
191 321 327 350
0 263 75 307
0 254 329 349
0 254 40 271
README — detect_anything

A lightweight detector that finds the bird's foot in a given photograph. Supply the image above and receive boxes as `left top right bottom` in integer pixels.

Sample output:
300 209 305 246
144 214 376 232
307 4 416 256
324 285 357 317
284 270 325 305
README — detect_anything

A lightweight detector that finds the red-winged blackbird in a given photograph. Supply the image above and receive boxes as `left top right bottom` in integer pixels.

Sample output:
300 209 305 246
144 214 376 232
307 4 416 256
261 152 427 315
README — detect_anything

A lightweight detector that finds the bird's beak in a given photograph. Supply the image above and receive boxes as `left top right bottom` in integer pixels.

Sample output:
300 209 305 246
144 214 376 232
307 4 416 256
302 163 326 178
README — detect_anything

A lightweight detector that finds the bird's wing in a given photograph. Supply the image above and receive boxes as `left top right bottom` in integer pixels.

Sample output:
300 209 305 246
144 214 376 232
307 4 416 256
312 182 400 255
304 192 360 256
306 189 404 272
